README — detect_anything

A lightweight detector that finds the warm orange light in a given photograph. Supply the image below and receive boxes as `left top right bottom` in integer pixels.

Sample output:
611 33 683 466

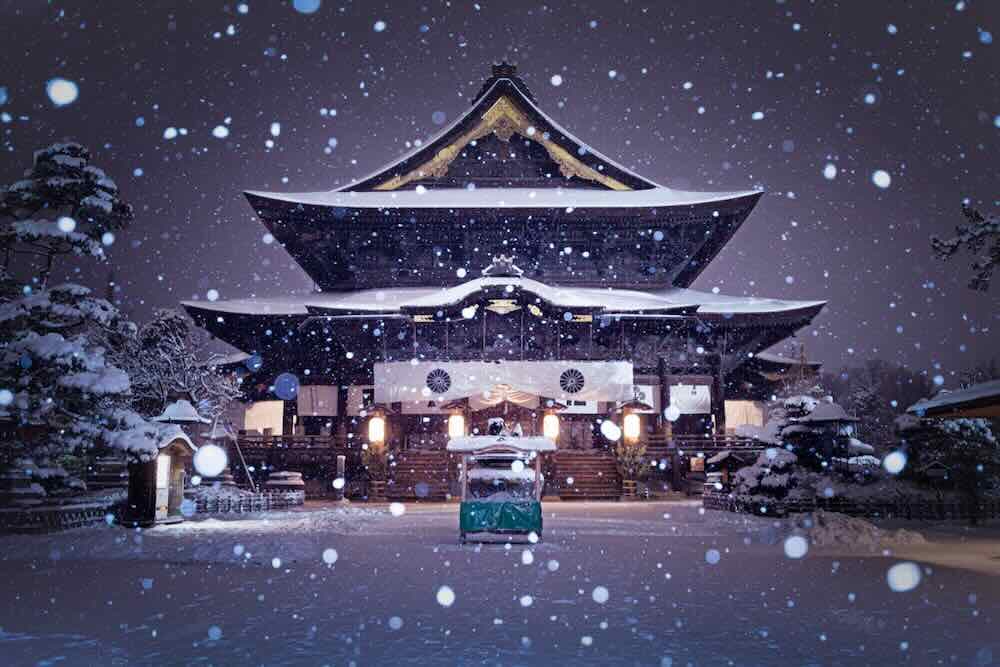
368 415 386 443
542 413 560 441
623 412 641 442
448 413 466 438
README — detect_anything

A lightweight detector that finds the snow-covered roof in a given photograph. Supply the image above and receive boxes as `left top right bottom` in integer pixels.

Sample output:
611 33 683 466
245 186 760 210
339 76 661 193
156 423 196 452
752 351 823 368
447 435 556 453
793 402 858 423
468 468 537 481
183 281 825 320
907 379 1000 418
152 399 211 424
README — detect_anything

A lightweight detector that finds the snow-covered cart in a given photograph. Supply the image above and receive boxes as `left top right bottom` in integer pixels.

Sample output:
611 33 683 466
447 434 555 543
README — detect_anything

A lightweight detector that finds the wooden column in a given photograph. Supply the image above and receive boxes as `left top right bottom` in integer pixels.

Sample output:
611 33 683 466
658 357 671 434
712 362 727 435
336 384 349 441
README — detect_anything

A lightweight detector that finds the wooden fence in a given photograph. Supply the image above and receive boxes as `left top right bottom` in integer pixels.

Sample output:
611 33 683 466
0 490 307 534
703 489 1000 521
189 490 305 515
0 503 114 534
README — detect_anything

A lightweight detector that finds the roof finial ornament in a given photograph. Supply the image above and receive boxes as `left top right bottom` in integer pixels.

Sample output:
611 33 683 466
491 61 518 78
482 254 523 277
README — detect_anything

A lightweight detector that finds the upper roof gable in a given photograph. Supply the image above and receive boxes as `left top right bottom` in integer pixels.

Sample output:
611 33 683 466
342 63 658 193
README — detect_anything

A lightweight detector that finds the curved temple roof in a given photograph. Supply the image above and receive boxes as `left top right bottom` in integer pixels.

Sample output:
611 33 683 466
244 186 760 210
182 278 825 321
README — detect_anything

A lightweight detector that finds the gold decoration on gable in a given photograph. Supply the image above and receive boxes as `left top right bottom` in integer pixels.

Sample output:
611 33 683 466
485 299 521 315
372 95 632 191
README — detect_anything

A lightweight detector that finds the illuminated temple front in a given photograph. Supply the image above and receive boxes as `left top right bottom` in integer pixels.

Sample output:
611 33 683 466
184 63 824 498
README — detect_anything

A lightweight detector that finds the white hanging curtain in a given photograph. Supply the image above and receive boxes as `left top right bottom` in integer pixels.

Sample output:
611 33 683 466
467 385 540 410
669 384 712 415
297 385 339 416
374 360 634 404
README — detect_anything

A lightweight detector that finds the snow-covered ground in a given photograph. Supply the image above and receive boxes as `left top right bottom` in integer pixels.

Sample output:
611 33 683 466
0 501 997 665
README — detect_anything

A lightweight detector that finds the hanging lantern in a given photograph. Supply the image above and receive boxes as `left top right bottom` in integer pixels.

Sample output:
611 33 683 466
623 412 641 442
448 413 466 438
368 415 386 443
542 413 560 441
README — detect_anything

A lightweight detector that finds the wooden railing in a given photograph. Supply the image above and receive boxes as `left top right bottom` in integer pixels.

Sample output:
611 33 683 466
643 434 764 461
237 434 358 450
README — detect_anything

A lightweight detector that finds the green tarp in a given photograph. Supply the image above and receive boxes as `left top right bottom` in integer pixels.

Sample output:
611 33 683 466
459 500 542 535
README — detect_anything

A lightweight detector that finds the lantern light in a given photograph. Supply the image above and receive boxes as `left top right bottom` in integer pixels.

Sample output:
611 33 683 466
448 413 466 438
623 412 641 442
542 413 560 441
368 415 386 443
156 454 171 489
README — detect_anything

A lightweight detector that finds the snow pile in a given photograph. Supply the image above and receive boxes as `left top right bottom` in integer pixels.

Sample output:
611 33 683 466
788 511 926 552
0 505 389 564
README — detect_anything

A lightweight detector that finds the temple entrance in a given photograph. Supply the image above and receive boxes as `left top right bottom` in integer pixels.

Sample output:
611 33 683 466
467 401 541 437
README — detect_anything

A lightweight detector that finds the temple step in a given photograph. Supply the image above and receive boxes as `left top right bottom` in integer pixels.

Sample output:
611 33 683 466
553 451 621 500
387 450 451 501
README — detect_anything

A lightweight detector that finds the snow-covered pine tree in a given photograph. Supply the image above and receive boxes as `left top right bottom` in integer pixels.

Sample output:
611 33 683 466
0 284 158 468
0 142 133 287
931 205 999 292
0 143 156 492
112 308 242 421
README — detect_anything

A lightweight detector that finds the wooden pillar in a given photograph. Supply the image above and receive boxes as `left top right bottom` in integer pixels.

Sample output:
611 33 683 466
125 458 156 527
282 398 296 436
336 384 349 441
711 365 726 435
658 357 671 433
671 451 682 492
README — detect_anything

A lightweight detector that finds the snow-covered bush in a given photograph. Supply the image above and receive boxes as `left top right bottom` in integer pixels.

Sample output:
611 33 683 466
614 438 649 480
110 308 242 421
733 448 803 501
0 284 158 471
897 415 999 504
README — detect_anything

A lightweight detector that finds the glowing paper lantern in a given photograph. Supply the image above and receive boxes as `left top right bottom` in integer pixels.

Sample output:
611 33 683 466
542 413 560 440
623 412 641 441
448 413 466 438
368 415 386 443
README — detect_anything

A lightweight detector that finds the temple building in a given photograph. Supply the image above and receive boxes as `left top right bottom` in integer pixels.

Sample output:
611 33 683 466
184 63 824 498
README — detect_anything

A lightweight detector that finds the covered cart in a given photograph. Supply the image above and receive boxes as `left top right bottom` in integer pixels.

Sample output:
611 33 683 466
447 433 555 543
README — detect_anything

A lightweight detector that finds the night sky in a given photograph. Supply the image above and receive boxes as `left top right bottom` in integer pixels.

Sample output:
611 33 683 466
1 0 997 382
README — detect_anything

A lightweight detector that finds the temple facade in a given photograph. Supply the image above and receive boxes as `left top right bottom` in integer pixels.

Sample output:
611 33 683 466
184 63 824 498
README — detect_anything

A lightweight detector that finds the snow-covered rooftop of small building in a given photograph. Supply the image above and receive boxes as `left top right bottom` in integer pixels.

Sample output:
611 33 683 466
245 186 760 210
152 399 211 424
182 280 825 319
907 379 1000 415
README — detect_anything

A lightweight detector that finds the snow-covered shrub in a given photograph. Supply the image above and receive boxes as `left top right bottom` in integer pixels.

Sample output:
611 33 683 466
110 308 242 421
363 441 390 481
614 438 648 480
0 283 158 473
897 415 999 504
733 447 803 501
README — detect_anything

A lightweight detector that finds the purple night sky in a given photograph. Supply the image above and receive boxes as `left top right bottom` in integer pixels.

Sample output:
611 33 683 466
1 0 997 381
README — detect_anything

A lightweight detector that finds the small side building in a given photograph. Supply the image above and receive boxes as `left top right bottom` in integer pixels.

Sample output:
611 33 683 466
124 425 196 527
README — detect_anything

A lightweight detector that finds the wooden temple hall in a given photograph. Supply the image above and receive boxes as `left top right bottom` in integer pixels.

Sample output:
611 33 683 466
184 63 825 499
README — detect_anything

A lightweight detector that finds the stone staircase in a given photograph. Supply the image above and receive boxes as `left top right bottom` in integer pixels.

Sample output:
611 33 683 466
553 451 621 500
387 449 451 501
